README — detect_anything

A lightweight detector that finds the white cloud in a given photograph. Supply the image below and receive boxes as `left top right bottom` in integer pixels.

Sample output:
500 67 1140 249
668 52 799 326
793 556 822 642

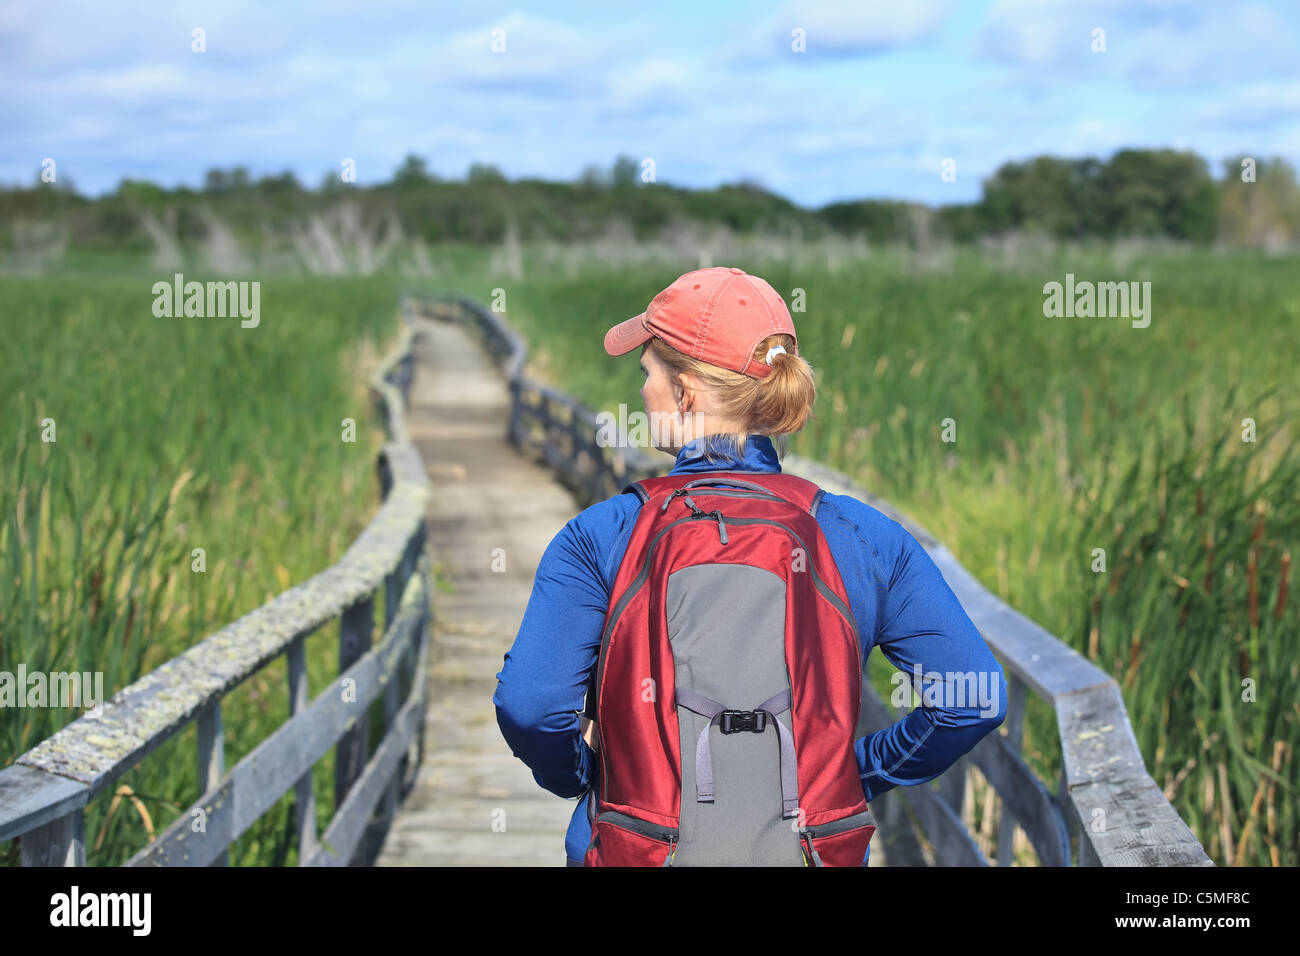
975 0 1297 91
720 0 957 65
1198 81 1300 127
784 0 957 56
432 12 614 95
0 0 1295 203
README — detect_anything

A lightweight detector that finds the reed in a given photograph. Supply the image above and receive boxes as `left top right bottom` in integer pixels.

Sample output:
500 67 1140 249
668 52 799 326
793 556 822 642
1 274 403 865
482 243 1300 866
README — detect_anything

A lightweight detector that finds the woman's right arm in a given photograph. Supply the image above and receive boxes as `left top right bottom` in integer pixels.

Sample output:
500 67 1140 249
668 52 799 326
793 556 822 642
493 516 607 799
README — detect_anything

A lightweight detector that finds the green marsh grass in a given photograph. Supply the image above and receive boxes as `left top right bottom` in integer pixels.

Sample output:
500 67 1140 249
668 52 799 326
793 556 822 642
1 274 404 865
462 244 1298 865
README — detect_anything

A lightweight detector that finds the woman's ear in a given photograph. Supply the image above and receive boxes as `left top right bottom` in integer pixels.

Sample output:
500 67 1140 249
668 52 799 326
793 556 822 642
675 373 694 412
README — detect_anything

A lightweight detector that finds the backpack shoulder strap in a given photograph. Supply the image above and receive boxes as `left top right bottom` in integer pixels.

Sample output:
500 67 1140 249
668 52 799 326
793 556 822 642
621 481 651 504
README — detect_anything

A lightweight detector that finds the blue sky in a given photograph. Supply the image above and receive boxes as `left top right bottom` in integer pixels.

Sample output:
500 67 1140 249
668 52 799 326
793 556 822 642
3 0 1298 206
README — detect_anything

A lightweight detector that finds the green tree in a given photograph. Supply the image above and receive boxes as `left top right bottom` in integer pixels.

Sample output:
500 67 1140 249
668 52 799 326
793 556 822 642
612 155 639 189
393 154 431 187
1217 156 1300 249
1100 149 1217 242
467 162 506 184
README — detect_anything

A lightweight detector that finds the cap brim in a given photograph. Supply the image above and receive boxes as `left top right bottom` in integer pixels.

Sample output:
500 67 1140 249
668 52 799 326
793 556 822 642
604 312 653 356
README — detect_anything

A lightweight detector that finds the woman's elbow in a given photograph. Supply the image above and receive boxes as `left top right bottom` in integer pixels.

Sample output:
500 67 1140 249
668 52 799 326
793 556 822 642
493 682 538 745
981 667 1009 731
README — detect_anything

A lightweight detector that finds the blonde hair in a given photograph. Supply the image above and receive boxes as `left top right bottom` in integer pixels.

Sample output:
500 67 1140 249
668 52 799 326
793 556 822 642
646 331 817 463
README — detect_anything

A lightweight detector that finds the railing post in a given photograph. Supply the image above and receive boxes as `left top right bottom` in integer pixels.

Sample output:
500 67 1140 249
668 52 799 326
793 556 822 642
371 531 410 859
287 634 318 864
996 673 1027 865
335 594 373 866
508 377 521 448
410 543 431 795
197 700 229 866
1059 763 1080 866
937 756 967 817
357 448 401 857
378 450 394 501
20 810 85 866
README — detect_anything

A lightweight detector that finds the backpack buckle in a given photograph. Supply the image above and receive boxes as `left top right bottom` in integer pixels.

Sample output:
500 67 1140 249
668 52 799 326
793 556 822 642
719 710 766 734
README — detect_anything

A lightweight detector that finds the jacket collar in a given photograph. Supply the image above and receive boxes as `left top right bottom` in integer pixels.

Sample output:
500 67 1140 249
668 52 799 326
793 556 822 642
668 434 782 475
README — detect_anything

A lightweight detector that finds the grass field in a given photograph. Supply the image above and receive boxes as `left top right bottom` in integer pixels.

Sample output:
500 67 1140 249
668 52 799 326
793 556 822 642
3 239 1295 867
1 273 406 865
442 242 1299 866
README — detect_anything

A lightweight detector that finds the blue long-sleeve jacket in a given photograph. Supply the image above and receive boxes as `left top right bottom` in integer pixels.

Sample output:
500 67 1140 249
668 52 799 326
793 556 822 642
494 433 1007 865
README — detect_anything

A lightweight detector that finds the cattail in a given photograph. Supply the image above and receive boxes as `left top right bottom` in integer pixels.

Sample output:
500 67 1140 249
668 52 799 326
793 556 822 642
1234 765 1271 866
1124 633 1142 690
1218 762 1235 866
1277 552 1290 621
123 597 136 651
1248 546 1259 630
1089 593 1101 659
1203 520 1215 594
90 562 104 620
1266 741 1285 867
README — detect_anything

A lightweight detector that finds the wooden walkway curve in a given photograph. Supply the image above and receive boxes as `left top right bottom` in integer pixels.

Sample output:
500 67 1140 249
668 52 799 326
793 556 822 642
374 315 584 866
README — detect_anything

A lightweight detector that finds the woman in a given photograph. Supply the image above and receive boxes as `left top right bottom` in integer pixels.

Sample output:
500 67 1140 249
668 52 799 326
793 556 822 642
493 266 1007 866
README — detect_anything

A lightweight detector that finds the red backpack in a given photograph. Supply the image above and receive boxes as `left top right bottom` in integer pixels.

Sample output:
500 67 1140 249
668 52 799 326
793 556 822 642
583 471 876 866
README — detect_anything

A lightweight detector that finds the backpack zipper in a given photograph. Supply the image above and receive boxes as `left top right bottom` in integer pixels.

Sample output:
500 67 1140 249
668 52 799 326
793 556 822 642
586 810 679 866
660 486 785 511
800 831 824 867
799 808 875 838
798 809 875 867
690 507 728 544
596 809 679 843
668 487 790 546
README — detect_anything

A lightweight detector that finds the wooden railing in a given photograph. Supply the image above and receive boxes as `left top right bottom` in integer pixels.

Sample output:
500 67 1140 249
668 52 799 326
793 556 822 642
410 293 1212 867
0 310 432 867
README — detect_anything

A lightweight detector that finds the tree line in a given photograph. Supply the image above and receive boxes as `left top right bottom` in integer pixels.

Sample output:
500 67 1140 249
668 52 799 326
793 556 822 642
1 149 1296 253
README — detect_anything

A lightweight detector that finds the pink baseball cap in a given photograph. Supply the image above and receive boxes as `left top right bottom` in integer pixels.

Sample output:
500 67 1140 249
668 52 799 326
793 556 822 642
604 266 798 379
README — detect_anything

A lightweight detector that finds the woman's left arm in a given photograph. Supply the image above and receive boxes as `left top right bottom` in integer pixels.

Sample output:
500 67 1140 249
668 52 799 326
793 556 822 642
494 515 607 799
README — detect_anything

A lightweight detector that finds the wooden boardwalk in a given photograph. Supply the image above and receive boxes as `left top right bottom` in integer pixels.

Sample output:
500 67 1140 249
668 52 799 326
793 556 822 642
374 316 586 866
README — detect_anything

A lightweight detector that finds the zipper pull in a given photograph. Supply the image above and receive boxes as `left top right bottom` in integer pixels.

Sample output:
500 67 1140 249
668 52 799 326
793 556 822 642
712 510 728 545
800 831 824 867
662 835 677 866
661 488 687 513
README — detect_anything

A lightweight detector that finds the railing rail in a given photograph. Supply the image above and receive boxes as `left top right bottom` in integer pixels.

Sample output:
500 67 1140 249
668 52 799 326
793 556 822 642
0 308 433 867
410 293 1212 867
